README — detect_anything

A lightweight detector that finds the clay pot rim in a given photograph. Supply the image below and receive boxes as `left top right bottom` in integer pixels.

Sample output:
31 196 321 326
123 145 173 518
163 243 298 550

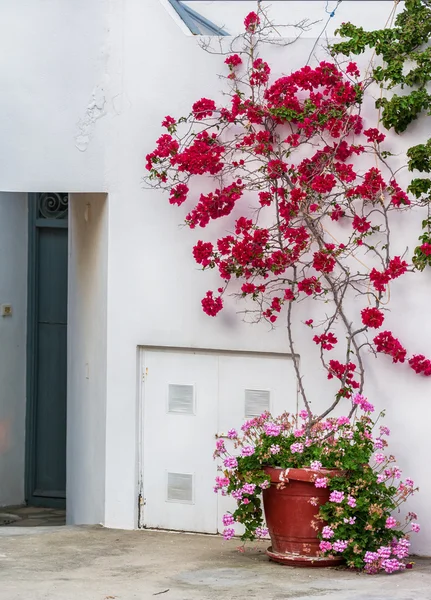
263 465 344 484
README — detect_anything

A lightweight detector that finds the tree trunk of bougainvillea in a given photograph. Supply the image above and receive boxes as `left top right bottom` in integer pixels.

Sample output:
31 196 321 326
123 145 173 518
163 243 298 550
263 467 344 567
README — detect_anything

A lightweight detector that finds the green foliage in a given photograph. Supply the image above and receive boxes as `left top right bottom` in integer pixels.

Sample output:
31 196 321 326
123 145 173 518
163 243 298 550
408 177 431 198
407 139 431 172
332 0 431 134
412 216 431 270
375 90 430 133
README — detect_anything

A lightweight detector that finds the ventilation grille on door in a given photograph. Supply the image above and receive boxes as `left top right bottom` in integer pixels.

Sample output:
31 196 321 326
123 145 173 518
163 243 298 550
168 384 194 414
167 472 194 503
245 389 270 418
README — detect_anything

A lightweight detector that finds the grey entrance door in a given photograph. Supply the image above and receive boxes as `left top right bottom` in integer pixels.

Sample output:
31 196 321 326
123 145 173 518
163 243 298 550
26 193 68 508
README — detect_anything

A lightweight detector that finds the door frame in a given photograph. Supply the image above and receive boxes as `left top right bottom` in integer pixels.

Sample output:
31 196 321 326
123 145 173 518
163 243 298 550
25 193 68 508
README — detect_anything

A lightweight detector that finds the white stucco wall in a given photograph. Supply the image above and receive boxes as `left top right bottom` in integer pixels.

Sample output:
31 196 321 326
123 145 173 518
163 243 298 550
0 0 108 192
0 193 28 507
67 193 108 525
2 0 430 554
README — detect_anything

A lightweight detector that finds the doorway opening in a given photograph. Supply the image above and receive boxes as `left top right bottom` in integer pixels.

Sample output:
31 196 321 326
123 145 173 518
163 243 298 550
25 193 68 508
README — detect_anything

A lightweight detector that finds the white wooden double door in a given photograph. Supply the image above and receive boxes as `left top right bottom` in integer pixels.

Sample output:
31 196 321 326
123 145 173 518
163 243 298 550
140 349 297 533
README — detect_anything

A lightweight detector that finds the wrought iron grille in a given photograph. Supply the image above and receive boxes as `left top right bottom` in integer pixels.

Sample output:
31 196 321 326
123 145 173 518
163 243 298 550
37 193 68 220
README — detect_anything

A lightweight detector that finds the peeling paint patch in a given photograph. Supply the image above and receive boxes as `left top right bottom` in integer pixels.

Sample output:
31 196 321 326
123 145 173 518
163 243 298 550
75 84 106 152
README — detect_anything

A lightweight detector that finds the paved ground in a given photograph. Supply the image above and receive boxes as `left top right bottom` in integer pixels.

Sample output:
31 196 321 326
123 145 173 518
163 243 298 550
0 505 66 527
0 526 430 600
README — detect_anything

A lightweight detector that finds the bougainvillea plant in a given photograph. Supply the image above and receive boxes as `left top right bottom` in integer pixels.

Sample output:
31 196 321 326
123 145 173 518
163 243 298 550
213 397 419 573
145 5 425 573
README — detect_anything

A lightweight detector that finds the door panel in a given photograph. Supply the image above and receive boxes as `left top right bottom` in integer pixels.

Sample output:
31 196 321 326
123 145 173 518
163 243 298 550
142 350 219 533
34 227 68 500
26 195 68 507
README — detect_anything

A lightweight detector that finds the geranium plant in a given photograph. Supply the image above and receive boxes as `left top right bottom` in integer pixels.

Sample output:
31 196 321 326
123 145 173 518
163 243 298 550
213 398 419 573
145 4 426 573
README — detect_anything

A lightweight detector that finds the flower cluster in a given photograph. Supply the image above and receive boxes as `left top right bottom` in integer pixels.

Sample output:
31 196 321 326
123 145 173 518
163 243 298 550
373 331 407 364
244 11 260 32
408 354 431 376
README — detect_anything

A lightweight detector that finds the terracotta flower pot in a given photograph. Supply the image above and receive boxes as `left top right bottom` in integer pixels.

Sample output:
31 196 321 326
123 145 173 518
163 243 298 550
263 466 344 567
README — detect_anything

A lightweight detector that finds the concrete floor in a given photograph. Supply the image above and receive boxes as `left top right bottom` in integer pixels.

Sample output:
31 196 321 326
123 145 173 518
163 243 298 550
0 506 66 527
0 527 430 600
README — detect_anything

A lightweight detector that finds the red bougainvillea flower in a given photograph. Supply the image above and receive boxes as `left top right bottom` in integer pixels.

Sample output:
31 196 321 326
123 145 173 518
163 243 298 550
146 133 179 170
311 174 336 194
241 282 256 294
285 134 300 147
271 297 282 312
352 214 371 233
267 159 287 178
409 355 431 376
387 256 408 279
225 54 242 67
330 204 345 221
363 128 385 144
313 332 338 350
263 311 278 324
217 235 234 256
297 277 322 296
162 115 176 129
373 331 407 363
369 268 390 293
193 240 214 267
171 131 224 175
192 98 217 120
349 167 386 201
390 180 411 207
186 181 244 228
169 183 189 206
334 162 357 183
249 58 271 86
346 62 360 77
244 11 260 32
327 360 359 397
313 250 336 273
361 307 385 329
420 243 431 256
258 191 272 206
202 291 223 316
254 130 273 155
